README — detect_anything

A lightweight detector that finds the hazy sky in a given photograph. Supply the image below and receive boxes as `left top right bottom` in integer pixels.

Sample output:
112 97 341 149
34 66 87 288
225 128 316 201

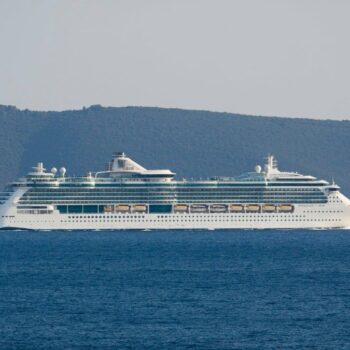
0 0 349 119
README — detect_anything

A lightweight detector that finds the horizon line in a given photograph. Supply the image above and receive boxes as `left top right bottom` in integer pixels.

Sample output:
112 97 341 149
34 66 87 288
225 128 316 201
0 103 348 122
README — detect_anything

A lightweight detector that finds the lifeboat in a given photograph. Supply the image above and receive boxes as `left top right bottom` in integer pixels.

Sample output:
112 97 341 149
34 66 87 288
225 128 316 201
278 204 294 213
246 204 261 213
133 204 147 213
190 204 209 213
174 204 189 213
115 204 130 213
104 205 114 213
210 204 228 213
262 204 276 213
230 204 244 213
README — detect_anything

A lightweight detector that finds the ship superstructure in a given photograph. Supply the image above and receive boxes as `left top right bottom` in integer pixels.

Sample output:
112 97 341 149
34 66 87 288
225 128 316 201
1 152 350 230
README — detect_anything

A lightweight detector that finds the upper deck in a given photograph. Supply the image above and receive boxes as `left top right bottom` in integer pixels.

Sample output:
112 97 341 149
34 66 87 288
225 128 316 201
11 153 336 189
6 153 340 207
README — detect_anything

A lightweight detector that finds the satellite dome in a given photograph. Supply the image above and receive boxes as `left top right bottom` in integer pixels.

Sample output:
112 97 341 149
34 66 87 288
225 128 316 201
51 167 57 175
59 167 66 177
255 165 262 173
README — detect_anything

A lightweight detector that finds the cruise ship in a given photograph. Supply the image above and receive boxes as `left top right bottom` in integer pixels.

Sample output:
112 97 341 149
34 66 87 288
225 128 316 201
1 152 350 230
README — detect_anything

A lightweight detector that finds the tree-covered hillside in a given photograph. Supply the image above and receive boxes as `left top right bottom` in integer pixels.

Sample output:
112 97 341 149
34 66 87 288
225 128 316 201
1 104 349 194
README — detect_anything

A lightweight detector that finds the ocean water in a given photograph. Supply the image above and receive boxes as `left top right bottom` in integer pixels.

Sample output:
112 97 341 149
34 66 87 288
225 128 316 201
0 230 350 350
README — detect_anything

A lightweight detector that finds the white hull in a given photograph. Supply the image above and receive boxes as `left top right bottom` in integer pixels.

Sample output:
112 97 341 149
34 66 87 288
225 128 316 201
2 202 350 230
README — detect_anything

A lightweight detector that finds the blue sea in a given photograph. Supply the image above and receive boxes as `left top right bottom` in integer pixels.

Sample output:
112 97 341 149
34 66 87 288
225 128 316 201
0 230 350 350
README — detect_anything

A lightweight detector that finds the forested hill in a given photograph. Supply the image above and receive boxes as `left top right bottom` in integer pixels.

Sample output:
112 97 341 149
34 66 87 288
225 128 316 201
1 104 350 194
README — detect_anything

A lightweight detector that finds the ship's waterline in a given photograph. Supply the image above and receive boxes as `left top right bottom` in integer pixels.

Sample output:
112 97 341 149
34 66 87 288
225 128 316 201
1 152 350 230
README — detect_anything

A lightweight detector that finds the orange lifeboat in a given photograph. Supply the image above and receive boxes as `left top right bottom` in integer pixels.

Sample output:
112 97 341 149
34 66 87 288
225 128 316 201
115 204 130 213
278 204 294 213
133 204 147 213
174 204 189 213
262 204 276 213
246 204 261 213
230 204 244 213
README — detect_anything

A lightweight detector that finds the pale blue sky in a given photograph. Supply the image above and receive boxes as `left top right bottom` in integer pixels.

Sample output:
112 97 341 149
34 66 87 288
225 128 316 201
0 0 349 119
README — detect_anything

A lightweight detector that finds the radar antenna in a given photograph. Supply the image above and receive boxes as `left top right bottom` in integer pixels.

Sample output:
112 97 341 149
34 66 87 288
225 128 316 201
264 154 279 176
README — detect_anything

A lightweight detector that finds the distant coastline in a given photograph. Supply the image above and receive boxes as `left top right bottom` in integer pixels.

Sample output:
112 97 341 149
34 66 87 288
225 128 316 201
0 104 349 195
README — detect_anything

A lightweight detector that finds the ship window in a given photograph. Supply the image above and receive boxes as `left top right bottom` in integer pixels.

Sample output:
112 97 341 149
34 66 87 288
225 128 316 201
83 205 98 214
57 205 68 214
68 205 83 214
